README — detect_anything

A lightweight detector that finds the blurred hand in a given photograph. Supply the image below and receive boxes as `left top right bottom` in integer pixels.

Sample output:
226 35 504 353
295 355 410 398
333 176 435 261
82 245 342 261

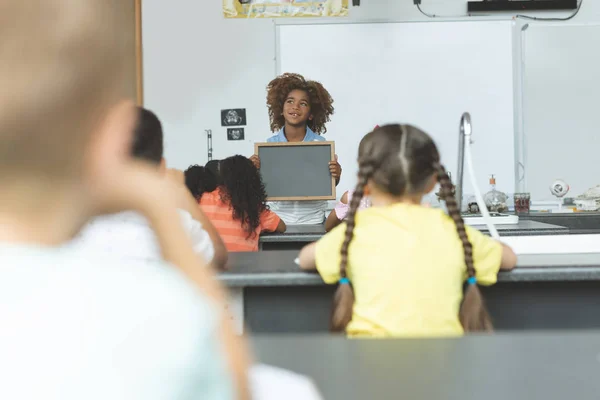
166 168 185 185
84 101 179 215
249 154 260 169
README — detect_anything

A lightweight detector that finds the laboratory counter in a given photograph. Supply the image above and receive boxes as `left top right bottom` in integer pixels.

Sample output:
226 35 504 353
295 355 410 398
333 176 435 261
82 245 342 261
523 212 600 234
221 250 600 333
259 220 568 250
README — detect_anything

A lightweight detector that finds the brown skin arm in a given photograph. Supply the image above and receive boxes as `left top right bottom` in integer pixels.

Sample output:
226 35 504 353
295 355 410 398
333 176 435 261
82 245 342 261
275 219 286 233
324 210 340 232
325 191 348 232
249 154 260 169
329 155 342 186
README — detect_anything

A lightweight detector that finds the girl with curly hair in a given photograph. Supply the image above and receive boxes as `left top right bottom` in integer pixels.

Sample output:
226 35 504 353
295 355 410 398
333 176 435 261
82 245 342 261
250 73 342 225
200 155 286 252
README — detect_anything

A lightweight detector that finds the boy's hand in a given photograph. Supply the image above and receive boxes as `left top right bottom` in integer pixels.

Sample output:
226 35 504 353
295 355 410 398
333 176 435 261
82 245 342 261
249 154 260 169
329 155 342 182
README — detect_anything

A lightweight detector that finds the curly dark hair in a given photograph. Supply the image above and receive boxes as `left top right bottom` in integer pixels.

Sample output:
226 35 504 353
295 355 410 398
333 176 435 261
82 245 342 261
266 72 334 134
218 155 269 239
184 164 217 200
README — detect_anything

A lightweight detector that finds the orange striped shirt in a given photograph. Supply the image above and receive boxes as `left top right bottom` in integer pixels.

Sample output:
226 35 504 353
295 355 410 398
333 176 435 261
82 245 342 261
199 189 281 252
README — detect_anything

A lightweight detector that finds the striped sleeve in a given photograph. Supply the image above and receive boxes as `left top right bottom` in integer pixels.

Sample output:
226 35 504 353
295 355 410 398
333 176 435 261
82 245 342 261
260 209 281 233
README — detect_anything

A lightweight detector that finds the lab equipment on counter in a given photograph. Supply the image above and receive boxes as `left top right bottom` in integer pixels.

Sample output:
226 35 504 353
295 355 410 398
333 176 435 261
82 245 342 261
456 113 500 238
550 179 570 198
514 192 531 214
483 175 508 213
575 185 600 211
546 179 571 212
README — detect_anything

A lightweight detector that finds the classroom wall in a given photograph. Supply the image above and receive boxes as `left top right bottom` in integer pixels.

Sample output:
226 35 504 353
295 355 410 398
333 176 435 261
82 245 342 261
143 0 600 195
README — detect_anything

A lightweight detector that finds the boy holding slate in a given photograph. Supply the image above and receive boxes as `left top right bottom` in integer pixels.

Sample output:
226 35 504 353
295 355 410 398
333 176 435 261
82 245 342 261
250 73 342 225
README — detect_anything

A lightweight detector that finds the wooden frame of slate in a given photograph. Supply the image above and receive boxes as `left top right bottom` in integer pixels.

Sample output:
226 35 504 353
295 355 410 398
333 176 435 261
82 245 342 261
255 141 336 201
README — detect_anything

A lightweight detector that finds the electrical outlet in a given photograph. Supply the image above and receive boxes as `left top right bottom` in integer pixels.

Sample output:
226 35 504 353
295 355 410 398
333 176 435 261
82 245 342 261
413 0 422 4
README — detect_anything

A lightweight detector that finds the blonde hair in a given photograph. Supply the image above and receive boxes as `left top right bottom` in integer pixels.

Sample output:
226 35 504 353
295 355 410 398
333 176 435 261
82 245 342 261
0 0 129 179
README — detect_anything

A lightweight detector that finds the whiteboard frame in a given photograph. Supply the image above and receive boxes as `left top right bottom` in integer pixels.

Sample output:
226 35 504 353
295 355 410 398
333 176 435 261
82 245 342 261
275 20 522 196
275 18 519 75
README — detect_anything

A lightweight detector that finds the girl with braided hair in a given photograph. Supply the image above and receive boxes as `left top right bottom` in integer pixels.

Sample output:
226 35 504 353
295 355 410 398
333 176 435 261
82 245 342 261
298 124 516 337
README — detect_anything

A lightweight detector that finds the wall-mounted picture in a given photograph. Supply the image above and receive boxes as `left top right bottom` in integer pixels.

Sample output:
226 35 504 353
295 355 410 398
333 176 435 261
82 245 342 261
221 108 247 126
227 128 245 141
223 0 348 18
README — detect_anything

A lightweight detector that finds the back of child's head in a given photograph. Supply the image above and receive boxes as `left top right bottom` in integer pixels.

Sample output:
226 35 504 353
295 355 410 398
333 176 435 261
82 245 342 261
184 165 217 200
266 72 334 134
0 1 129 183
131 107 163 165
331 124 492 333
205 160 222 185
218 155 268 238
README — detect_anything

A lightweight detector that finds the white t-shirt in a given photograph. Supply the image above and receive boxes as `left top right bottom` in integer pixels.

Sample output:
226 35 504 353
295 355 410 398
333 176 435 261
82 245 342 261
69 210 214 264
0 243 233 399
264 129 329 225
267 201 327 225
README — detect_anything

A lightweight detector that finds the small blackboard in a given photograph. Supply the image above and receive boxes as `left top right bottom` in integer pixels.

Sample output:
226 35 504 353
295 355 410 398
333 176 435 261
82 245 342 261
256 141 336 201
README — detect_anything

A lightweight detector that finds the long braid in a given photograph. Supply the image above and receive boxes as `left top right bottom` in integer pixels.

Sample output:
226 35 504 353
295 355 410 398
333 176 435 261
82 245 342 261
436 164 493 332
330 163 374 332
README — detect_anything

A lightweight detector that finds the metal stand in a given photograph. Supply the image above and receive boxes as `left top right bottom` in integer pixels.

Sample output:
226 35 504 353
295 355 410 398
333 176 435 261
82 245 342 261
206 129 213 161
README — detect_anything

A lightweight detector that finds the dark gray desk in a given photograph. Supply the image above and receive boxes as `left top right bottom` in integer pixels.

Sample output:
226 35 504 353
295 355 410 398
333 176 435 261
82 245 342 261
253 333 600 400
221 251 600 333
259 224 325 250
259 221 568 250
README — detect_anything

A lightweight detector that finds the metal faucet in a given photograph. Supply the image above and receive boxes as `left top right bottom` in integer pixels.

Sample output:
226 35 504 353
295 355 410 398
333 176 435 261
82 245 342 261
455 113 472 212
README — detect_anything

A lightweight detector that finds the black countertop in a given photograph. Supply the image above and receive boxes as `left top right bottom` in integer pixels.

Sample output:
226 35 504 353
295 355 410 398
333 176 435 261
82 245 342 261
523 212 600 234
260 224 326 243
259 220 568 244
253 333 600 400
220 250 600 287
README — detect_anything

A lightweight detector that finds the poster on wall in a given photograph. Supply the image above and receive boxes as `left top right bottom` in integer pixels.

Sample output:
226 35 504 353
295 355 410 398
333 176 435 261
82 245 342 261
221 108 247 126
223 0 348 19
227 128 245 141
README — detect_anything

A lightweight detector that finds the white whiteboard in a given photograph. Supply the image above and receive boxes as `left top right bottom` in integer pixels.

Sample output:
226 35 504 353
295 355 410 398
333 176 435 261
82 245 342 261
277 21 516 201
522 24 600 200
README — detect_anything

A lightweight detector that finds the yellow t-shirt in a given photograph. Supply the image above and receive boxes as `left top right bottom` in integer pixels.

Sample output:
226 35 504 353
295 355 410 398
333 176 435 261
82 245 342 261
315 203 502 338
